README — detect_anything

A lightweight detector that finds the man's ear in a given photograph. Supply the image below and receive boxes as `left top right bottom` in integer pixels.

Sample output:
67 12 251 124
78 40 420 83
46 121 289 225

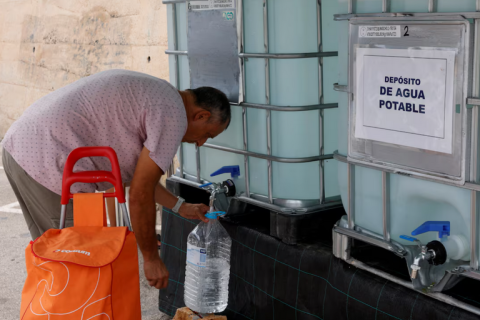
194 110 212 122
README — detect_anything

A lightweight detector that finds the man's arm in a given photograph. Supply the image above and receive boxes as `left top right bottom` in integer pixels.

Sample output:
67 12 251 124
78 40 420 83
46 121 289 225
129 147 168 289
129 146 209 289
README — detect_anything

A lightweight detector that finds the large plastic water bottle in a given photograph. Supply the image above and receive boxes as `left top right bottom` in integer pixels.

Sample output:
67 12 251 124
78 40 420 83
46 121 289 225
184 211 232 313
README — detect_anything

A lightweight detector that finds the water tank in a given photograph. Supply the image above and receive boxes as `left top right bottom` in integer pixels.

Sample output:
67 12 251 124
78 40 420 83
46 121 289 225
336 0 480 266
166 0 341 212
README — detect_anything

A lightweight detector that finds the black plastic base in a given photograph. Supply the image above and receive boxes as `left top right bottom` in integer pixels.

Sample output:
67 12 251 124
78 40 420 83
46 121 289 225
166 178 345 245
159 207 480 320
269 206 345 245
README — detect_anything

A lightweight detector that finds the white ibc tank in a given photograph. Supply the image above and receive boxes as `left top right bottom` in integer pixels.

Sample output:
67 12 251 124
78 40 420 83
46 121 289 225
167 0 340 207
336 0 480 262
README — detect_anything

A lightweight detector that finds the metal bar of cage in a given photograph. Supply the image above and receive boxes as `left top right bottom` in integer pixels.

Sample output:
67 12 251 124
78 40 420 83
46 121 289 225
203 143 333 163
172 8 179 93
267 108 273 204
382 172 391 242
334 11 480 21
239 52 338 59
195 145 201 182
472 192 478 270
382 0 388 13
165 50 188 55
470 0 480 271
348 163 355 229
334 151 480 193
242 107 250 196
233 102 338 112
163 0 202 3
166 51 338 59
263 0 273 205
345 0 354 238
237 0 250 198
317 0 325 205
428 0 435 13
379 0 391 245
179 143 184 180
333 83 349 92
334 225 405 256
186 3 202 183
170 174 341 214
172 3 184 180
345 257 480 317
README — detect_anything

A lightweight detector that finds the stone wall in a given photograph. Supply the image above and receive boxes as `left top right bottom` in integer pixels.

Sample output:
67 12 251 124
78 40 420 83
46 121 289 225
0 0 170 138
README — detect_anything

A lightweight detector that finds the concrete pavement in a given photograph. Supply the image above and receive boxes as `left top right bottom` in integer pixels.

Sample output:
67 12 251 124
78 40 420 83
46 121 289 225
0 149 171 320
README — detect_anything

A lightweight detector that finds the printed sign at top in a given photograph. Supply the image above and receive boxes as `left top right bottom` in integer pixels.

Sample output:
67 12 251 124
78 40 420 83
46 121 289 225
359 25 401 38
189 0 235 11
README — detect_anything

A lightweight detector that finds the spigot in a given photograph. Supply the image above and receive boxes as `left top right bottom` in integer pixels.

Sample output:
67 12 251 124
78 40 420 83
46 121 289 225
400 221 450 280
208 185 223 210
410 245 436 279
198 165 239 212
199 182 229 211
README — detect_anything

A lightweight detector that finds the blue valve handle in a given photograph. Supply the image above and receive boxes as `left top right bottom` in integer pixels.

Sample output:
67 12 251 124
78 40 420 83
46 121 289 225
198 182 213 188
411 221 450 239
211 165 240 178
205 211 226 219
198 166 240 188
400 235 418 242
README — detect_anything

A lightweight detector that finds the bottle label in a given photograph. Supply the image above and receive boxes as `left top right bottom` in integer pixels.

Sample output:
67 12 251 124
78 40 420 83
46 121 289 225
187 244 206 267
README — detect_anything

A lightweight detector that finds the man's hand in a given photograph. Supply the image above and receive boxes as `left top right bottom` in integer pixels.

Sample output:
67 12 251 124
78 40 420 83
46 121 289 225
144 257 169 289
154 184 210 222
178 203 209 222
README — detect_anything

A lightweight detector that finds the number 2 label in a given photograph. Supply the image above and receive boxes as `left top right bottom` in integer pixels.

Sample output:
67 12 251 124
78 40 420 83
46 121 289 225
404 26 410 37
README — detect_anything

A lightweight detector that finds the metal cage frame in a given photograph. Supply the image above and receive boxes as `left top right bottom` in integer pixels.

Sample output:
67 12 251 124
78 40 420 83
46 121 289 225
163 0 341 214
331 0 480 316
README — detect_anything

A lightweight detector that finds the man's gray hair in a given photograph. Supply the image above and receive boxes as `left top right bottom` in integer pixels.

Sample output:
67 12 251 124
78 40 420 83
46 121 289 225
187 87 231 127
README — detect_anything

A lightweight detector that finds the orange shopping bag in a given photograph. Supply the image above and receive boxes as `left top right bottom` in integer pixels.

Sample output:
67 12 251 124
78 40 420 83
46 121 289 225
20 147 141 320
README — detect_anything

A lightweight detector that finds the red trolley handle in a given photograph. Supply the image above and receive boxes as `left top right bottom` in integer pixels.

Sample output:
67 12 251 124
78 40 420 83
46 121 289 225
61 147 126 205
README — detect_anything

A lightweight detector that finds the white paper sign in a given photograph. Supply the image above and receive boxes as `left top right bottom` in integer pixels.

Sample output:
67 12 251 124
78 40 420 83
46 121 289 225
359 25 401 38
189 0 235 10
355 48 456 154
